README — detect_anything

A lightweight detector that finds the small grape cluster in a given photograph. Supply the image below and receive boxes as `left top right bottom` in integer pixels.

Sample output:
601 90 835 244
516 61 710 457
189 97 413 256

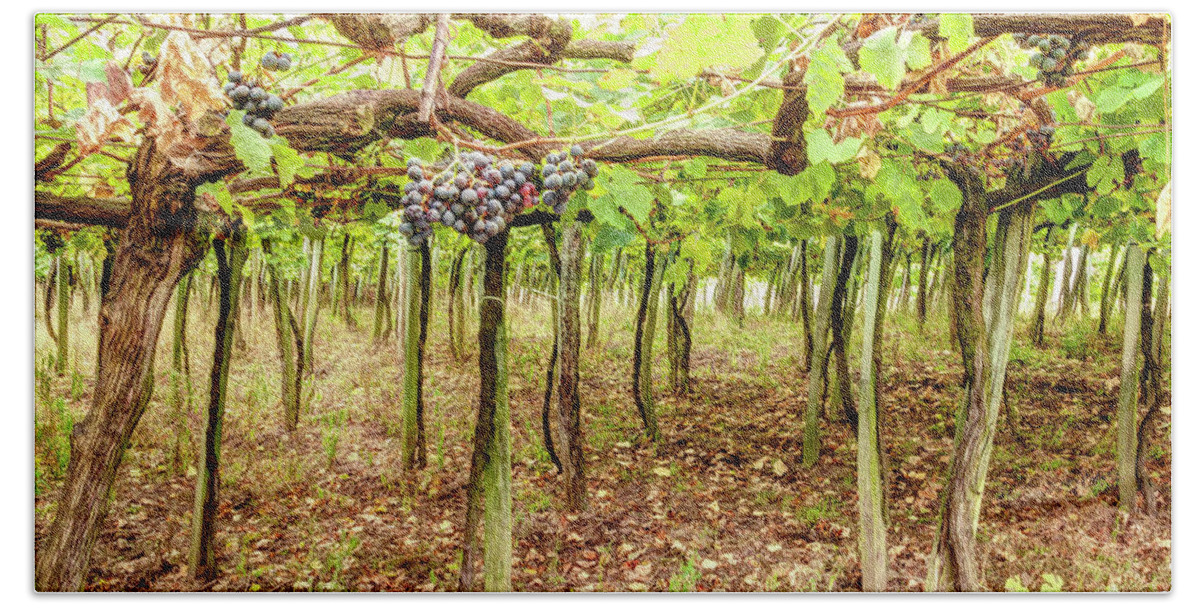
399 152 540 246
944 142 971 163
539 145 597 215
222 56 289 138
138 51 157 75
259 51 292 71
1024 125 1056 149
914 168 942 181
1012 33 1085 88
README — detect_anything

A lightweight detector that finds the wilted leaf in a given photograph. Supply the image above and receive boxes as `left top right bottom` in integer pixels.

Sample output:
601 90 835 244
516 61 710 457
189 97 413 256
857 147 881 180
157 30 226 118
86 62 134 107
76 97 133 154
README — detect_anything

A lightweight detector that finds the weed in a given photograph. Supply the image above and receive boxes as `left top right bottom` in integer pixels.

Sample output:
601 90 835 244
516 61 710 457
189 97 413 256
668 556 700 592
321 409 347 466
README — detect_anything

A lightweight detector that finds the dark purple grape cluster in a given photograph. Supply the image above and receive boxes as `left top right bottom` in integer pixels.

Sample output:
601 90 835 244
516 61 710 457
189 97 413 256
138 51 157 74
260 51 292 71
399 152 540 246
222 58 288 138
944 142 971 163
1012 33 1085 88
1025 125 1055 149
539 145 597 215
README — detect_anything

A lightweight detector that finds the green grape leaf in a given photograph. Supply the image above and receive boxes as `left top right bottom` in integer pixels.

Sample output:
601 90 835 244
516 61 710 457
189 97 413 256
1086 155 1123 195
226 112 273 174
593 165 653 226
927 178 963 213
682 158 709 178
939 14 975 53
859 27 908 90
197 181 234 216
806 129 862 165
907 32 933 69
805 38 852 114
269 139 304 188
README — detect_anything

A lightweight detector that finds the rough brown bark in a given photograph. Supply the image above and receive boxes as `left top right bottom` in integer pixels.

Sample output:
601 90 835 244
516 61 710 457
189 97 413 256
556 220 587 511
36 139 212 591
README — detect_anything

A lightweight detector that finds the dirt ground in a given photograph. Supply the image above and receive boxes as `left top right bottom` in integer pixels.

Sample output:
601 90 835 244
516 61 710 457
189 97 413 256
33 290 1171 591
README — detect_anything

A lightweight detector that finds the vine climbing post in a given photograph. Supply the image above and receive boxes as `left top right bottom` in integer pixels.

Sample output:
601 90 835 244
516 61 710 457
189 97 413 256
460 229 512 592
1117 242 1145 513
802 236 840 467
856 228 887 591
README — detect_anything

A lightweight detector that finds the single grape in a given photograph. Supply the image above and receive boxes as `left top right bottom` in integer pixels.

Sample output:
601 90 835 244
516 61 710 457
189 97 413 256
570 144 584 157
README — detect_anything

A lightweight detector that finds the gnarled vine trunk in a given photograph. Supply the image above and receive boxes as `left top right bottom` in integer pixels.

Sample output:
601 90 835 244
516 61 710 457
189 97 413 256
36 140 213 591
927 170 1033 591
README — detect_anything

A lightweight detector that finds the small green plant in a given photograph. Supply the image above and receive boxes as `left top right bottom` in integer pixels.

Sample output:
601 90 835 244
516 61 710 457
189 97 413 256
668 556 701 592
1006 573 1066 592
1060 321 1095 360
321 409 347 466
69 370 85 401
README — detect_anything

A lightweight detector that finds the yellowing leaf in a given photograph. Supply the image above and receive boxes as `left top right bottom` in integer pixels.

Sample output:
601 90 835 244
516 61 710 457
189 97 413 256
75 97 133 154
158 30 226 119
651 15 761 82
857 147 881 180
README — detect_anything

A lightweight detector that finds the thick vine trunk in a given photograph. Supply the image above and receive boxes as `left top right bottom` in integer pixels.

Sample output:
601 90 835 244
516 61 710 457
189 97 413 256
1073 245 1091 318
927 169 1033 591
1054 222 1078 319
802 236 840 467
540 224 563 473
459 230 512 592
337 233 357 327
399 242 430 470
632 244 666 441
1098 244 1121 336
1135 258 1164 517
55 254 70 375
300 236 324 388
798 240 813 372
35 140 211 592
586 248 603 349
668 260 696 396
829 235 859 430
448 246 468 359
189 230 248 581
1117 243 1145 513
916 237 931 327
